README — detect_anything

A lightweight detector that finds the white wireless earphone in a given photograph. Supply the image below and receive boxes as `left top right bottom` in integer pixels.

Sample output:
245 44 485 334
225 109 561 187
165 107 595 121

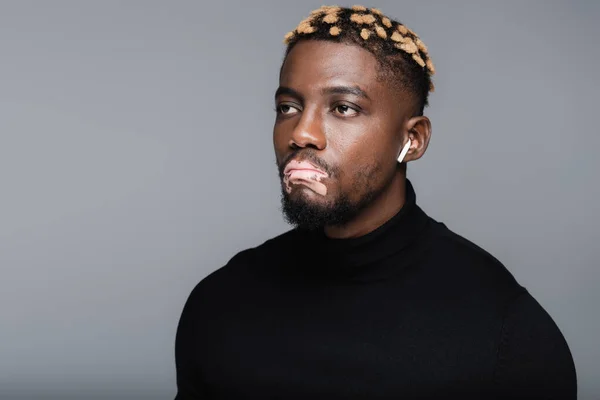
397 139 412 163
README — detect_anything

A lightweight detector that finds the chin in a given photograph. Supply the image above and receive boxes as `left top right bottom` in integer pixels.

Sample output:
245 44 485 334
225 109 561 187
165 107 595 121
293 185 325 198
285 183 333 204
280 183 359 230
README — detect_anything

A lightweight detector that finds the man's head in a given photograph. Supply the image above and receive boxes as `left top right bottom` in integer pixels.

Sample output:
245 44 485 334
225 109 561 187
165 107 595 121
274 5 434 231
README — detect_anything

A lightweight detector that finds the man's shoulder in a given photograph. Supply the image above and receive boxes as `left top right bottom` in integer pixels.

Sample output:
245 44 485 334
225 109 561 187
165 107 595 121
430 220 505 266
192 228 299 292
226 227 301 270
425 219 523 296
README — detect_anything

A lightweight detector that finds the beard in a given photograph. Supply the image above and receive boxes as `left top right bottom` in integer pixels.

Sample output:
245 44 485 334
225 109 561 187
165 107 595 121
280 189 359 231
278 153 392 231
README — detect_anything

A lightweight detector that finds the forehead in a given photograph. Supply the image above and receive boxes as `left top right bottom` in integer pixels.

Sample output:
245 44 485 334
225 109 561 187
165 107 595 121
280 41 383 92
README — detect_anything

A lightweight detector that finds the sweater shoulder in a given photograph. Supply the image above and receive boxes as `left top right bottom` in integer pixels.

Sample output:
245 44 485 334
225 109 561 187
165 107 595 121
188 228 299 298
492 290 577 397
425 219 524 300
431 220 508 269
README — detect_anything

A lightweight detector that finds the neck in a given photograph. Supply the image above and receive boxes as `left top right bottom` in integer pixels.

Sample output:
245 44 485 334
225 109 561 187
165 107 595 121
324 171 407 239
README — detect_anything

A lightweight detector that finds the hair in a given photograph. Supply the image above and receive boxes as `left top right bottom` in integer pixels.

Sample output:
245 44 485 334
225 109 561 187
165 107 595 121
282 5 435 115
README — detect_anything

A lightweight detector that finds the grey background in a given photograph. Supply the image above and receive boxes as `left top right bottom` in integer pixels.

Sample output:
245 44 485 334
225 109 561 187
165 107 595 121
0 0 598 398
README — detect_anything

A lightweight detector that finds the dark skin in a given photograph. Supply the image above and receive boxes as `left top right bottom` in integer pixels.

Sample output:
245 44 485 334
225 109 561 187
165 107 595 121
274 40 432 239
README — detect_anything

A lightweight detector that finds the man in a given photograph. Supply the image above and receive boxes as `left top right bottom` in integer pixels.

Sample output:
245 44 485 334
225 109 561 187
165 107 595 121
174 5 576 399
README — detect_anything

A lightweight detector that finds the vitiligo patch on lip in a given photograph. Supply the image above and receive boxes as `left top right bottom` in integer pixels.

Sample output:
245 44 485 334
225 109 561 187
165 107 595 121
284 170 328 196
283 160 329 196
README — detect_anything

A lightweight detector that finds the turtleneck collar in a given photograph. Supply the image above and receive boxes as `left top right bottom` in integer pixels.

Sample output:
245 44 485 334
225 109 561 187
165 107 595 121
294 179 432 282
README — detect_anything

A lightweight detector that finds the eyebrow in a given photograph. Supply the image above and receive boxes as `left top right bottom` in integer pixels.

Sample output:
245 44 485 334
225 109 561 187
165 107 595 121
322 85 370 101
275 86 303 101
274 85 370 101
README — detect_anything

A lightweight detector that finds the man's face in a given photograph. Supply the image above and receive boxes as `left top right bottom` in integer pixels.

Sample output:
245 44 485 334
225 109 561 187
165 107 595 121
273 40 414 230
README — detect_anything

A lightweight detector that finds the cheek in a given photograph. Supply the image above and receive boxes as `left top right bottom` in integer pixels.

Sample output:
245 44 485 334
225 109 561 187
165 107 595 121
331 133 397 190
333 130 394 169
273 127 289 164
273 125 283 146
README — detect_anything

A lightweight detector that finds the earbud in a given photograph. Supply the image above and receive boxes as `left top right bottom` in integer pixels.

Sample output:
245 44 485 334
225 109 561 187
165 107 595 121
397 139 412 163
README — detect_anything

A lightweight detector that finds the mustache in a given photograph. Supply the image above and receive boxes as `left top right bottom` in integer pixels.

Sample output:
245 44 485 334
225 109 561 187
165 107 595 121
278 150 334 178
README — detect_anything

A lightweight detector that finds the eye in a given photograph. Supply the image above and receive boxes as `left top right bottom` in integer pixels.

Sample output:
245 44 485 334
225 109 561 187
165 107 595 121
333 104 359 116
276 104 300 115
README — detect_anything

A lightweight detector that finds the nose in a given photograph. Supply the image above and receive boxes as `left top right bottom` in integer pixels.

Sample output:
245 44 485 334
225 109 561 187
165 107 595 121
289 107 327 150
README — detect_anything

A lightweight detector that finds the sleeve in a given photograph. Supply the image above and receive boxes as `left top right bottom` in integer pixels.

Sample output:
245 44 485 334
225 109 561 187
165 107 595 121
492 290 577 399
174 282 206 399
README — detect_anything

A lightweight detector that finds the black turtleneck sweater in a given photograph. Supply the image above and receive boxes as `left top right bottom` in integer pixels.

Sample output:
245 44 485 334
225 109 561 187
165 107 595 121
174 180 576 399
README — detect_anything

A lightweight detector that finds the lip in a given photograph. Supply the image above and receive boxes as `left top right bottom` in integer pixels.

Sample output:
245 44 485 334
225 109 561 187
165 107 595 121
283 160 328 177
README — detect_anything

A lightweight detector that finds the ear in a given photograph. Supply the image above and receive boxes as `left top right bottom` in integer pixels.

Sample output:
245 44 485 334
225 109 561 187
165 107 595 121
402 116 431 162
